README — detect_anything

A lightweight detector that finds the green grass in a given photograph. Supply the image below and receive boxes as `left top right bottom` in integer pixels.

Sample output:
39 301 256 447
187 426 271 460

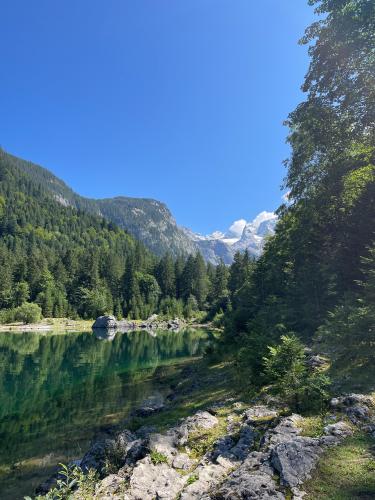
304 432 375 499
299 415 326 438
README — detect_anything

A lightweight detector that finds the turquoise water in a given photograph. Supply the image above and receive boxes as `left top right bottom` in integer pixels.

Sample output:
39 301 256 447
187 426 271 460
0 328 211 499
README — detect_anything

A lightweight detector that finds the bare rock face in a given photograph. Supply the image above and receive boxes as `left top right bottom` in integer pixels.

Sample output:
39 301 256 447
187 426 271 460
92 315 117 329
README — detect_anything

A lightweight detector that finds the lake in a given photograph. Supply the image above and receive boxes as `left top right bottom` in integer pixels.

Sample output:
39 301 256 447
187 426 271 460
0 327 212 499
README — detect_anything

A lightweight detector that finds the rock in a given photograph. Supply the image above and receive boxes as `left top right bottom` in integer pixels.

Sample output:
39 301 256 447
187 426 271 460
92 315 117 329
261 414 301 449
180 462 230 499
214 452 284 499
306 354 326 368
243 405 278 424
172 453 195 470
127 457 186 499
148 432 177 462
271 437 324 487
230 424 256 461
346 404 370 423
330 397 340 408
176 411 219 446
94 474 125 498
323 421 353 438
209 435 236 461
133 393 165 417
343 394 374 407
80 429 141 472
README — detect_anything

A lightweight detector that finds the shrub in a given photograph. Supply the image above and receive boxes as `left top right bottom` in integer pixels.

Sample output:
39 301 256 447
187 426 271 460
14 302 42 324
263 335 330 413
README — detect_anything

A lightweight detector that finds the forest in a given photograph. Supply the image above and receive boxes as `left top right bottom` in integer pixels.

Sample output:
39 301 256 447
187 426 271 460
217 0 375 405
0 150 247 323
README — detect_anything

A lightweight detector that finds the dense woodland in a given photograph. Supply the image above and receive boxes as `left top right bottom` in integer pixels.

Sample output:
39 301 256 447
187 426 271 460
0 150 244 323
218 0 375 402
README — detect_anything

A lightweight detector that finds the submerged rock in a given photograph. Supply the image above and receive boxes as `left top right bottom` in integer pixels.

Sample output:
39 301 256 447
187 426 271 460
133 393 165 417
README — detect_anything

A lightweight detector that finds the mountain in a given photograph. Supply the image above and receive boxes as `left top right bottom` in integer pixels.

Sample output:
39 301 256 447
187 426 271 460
4 151 197 257
185 212 277 264
2 149 276 262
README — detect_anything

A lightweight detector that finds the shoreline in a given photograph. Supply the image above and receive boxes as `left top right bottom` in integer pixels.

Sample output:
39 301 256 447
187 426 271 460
0 317 215 333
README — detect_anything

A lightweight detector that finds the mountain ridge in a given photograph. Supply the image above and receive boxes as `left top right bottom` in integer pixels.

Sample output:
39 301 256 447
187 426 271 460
2 149 276 261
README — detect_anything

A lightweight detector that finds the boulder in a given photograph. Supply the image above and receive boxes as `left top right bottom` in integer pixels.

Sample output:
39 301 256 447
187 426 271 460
94 474 125 498
271 437 324 487
176 411 219 446
230 424 256 461
92 315 117 329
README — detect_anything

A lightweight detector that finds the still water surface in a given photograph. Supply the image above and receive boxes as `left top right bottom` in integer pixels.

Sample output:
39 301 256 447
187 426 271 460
0 327 212 499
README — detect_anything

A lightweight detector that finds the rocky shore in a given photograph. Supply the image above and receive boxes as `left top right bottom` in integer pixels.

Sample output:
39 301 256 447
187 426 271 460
92 315 188 332
38 391 375 499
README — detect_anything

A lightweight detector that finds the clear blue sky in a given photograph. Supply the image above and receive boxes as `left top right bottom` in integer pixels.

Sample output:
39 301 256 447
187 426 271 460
1 0 314 234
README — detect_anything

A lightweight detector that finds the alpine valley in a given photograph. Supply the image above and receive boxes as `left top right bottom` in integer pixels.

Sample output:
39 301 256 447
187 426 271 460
1 149 276 263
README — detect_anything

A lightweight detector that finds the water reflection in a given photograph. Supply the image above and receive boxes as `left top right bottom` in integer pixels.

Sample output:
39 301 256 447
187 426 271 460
0 328 211 499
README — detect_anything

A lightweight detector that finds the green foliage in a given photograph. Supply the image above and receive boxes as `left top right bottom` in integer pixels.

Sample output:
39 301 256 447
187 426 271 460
150 450 169 465
317 246 375 391
263 335 330 413
28 463 98 500
186 473 199 485
0 302 42 324
14 302 42 324
221 0 375 400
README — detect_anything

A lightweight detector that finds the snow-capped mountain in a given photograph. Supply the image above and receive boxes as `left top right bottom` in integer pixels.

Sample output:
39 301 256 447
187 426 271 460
185 211 277 264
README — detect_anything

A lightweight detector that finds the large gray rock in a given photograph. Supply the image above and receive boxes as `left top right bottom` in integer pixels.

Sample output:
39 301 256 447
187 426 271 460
92 315 117 329
93 474 126 499
261 414 301 449
229 424 256 461
271 437 324 487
